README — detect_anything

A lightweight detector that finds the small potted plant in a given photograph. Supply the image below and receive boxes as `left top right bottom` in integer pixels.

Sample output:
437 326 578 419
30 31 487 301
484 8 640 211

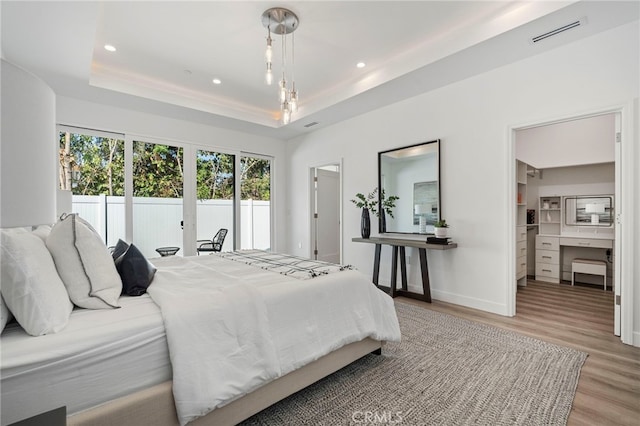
433 219 449 238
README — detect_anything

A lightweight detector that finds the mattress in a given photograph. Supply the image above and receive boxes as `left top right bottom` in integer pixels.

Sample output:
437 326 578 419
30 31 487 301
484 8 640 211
0 295 171 425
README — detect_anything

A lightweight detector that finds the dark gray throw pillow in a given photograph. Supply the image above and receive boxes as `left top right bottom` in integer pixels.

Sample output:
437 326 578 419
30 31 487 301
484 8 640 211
111 239 130 260
112 240 157 296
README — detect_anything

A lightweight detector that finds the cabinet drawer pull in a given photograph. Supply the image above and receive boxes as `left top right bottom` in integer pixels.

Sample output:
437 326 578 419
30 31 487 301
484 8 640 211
542 242 551 246
542 256 551 259
579 242 590 246
542 269 552 273
520 263 526 267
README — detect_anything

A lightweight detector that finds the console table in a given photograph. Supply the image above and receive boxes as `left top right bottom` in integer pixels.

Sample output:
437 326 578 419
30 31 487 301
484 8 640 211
352 236 457 302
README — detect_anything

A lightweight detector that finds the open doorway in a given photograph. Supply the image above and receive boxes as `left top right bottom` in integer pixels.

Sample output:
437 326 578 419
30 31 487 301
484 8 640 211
310 164 341 264
512 111 624 338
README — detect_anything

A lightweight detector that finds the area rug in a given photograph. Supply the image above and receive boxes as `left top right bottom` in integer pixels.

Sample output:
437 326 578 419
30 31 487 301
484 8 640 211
241 301 588 425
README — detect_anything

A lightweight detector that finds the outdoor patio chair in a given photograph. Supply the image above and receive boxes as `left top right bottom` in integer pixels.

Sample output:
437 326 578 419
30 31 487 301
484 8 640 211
197 228 228 255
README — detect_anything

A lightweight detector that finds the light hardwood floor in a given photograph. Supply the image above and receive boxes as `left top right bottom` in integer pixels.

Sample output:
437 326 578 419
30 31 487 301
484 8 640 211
398 279 640 426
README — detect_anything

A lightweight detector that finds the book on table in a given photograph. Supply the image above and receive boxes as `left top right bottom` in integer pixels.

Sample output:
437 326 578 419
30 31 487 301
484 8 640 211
426 237 451 245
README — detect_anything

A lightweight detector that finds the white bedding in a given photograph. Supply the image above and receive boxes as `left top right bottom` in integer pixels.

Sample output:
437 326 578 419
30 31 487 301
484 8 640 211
0 295 170 425
148 254 401 426
1 253 400 426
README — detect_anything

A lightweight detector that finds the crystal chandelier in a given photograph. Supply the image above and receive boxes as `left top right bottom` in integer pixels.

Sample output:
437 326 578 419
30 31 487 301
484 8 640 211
262 7 299 125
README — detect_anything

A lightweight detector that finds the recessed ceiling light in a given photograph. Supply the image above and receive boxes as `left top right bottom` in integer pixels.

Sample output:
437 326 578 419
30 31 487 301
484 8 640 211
212 78 222 85
104 44 116 52
356 62 366 68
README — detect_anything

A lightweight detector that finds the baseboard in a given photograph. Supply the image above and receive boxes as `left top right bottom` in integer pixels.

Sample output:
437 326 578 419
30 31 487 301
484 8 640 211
382 283 509 316
430 289 509 316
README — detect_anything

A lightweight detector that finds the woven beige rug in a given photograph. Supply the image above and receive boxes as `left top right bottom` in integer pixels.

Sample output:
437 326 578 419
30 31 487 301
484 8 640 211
242 301 587 425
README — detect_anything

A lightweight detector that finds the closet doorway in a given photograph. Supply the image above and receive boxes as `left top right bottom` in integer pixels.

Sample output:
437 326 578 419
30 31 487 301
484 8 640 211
310 163 342 264
511 109 629 342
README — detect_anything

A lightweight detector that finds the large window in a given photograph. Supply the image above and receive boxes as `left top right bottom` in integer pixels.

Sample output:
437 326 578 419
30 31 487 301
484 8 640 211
132 140 184 257
58 128 125 247
196 149 235 251
240 155 271 250
57 127 273 256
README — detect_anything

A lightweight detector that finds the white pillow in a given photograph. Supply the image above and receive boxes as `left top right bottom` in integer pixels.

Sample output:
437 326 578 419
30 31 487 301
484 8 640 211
46 214 122 309
1 294 12 333
31 224 52 242
0 228 73 336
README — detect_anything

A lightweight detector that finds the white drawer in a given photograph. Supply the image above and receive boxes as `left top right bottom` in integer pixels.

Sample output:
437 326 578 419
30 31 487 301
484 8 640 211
536 235 559 251
536 249 559 265
516 241 527 257
516 226 527 242
560 237 613 249
516 255 527 278
536 263 559 278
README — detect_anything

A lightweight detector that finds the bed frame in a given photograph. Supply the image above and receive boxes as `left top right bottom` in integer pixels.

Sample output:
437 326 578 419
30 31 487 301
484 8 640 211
68 338 382 426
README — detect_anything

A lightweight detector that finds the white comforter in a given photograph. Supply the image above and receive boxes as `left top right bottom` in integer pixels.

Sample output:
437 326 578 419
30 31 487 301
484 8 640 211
147 253 401 426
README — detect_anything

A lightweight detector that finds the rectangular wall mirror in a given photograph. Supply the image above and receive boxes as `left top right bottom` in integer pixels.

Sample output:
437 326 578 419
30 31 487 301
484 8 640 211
564 195 613 227
378 139 440 234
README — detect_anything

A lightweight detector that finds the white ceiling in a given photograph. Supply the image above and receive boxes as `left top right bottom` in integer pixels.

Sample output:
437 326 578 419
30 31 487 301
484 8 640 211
1 1 638 140
516 114 616 170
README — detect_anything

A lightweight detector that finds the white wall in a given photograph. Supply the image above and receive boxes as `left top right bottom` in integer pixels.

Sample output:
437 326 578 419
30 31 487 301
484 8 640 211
1 60 57 227
56 96 287 252
285 22 639 321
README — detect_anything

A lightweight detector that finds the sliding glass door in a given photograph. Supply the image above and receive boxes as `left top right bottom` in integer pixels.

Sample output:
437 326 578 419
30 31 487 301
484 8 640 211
57 127 274 257
132 140 184 258
196 149 234 252
57 127 125 248
240 155 272 250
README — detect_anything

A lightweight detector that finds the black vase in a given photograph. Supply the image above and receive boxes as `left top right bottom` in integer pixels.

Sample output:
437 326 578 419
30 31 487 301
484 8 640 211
380 210 386 233
361 208 371 239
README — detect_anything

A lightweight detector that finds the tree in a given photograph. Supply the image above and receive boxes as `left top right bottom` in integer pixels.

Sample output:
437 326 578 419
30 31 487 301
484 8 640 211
59 134 270 201
196 151 234 200
133 142 184 198
58 132 124 196
240 157 270 201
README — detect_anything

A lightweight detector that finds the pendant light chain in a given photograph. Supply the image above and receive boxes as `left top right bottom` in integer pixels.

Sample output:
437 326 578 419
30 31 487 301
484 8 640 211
261 7 299 124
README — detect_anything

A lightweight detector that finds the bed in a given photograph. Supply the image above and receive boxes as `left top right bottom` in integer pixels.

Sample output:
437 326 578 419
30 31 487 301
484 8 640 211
0 222 401 426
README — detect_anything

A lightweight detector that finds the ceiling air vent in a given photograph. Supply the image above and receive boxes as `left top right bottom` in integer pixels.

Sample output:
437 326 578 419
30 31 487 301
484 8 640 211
531 19 583 43
304 121 319 128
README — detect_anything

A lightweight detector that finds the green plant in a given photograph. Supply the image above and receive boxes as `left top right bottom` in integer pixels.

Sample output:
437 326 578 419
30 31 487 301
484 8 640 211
434 219 449 228
351 188 399 218
351 189 378 211
377 189 400 218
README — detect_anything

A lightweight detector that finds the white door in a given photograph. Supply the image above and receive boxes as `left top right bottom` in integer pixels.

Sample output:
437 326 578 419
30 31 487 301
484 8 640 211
314 168 340 263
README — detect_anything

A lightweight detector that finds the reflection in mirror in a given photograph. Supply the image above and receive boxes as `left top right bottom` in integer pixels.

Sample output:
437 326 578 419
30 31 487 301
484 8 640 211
378 140 440 234
564 196 613 227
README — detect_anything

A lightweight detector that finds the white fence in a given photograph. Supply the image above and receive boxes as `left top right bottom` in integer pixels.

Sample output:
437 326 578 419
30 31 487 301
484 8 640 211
72 195 270 258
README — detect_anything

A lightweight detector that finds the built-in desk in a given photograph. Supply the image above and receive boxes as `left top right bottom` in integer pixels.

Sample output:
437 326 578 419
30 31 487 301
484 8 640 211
352 236 457 302
535 234 613 284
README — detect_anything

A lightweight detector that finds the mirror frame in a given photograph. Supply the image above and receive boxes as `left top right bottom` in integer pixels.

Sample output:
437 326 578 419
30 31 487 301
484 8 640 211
378 139 441 234
564 195 614 227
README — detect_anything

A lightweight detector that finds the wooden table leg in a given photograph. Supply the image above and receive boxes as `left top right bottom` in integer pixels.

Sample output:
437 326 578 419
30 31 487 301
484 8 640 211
390 246 398 297
373 244 381 286
419 248 432 302
399 246 408 290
